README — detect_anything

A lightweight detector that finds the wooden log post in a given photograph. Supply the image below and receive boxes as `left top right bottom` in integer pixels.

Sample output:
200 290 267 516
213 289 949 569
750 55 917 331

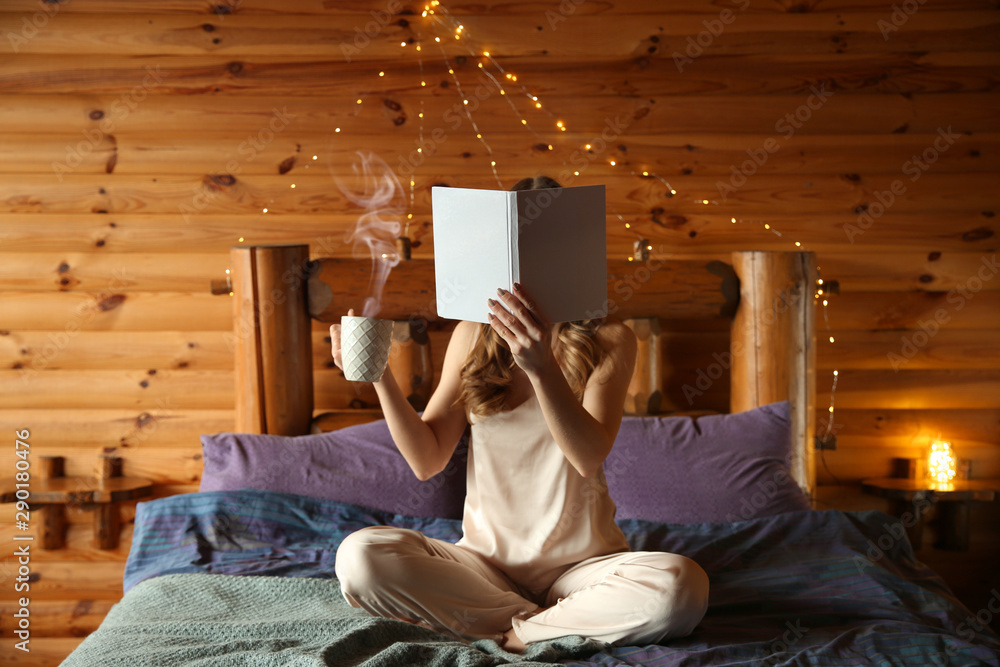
388 320 434 412
38 456 67 550
730 251 817 499
623 317 663 415
93 455 122 550
231 244 314 435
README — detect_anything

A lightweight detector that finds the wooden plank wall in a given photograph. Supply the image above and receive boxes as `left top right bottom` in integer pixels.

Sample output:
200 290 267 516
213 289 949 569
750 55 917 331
0 0 997 662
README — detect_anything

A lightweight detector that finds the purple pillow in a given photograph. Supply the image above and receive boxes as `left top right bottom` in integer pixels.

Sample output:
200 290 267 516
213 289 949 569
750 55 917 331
604 401 810 524
200 420 468 520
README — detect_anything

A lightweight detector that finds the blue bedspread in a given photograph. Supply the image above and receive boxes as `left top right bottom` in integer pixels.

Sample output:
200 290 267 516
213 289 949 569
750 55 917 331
122 490 1000 666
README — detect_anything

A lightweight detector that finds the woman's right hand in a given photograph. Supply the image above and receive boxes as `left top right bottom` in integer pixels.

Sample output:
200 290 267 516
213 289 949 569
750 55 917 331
328 308 355 371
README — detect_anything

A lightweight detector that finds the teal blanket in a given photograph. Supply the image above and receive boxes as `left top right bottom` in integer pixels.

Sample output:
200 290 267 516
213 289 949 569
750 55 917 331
61 573 606 666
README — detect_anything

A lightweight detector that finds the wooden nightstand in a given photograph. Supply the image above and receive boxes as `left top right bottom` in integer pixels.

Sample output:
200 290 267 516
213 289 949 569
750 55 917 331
861 478 1000 552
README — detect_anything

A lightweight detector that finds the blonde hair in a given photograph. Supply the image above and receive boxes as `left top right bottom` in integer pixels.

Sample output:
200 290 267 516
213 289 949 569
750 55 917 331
455 176 605 417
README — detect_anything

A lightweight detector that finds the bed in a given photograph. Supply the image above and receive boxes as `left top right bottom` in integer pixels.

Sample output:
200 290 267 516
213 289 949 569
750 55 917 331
61 245 1000 666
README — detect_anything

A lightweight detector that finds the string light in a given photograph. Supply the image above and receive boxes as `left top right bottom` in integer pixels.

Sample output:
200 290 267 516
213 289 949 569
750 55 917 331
432 32 502 187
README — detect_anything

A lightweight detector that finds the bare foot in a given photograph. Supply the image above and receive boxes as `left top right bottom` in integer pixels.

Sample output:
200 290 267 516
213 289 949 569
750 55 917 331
501 627 527 653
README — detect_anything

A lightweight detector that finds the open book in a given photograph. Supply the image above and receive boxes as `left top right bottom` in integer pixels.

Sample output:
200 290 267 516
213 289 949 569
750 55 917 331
431 184 607 324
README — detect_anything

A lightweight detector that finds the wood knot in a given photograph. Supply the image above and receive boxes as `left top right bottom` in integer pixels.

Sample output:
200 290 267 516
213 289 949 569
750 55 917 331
89 110 104 120
97 294 126 311
72 601 94 620
227 61 243 75
383 99 402 112
278 156 296 174
207 174 237 189
927 251 941 261
213 4 233 14
962 226 994 242
58 262 70 273
202 23 216 31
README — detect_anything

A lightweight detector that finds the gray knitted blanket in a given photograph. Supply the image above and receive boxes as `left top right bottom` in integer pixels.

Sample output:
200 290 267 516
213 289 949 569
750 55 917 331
60 574 604 666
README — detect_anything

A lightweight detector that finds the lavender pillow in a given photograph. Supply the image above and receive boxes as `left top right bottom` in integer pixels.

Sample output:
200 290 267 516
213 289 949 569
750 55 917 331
200 420 468 520
604 401 810 524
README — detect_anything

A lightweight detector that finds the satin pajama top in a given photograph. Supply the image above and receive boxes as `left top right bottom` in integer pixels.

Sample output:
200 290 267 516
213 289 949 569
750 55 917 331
455 394 630 594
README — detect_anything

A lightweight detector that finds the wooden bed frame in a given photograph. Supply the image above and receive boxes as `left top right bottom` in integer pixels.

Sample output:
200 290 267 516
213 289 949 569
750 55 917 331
224 244 817 498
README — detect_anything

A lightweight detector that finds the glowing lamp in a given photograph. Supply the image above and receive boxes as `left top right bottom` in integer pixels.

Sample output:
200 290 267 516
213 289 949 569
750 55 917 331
927 441 957 487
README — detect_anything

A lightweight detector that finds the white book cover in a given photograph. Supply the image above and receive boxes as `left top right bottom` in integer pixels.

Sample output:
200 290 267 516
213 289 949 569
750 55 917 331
432 184 607 324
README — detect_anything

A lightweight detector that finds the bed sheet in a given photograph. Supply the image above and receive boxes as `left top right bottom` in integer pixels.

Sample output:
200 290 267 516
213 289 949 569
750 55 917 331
114 490 1000 666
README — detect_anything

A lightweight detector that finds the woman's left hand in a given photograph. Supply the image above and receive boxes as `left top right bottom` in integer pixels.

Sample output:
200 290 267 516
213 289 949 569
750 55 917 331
487 283 555 377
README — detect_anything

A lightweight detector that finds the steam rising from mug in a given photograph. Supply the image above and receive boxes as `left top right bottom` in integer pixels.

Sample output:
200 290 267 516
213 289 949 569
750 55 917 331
335 152 403 318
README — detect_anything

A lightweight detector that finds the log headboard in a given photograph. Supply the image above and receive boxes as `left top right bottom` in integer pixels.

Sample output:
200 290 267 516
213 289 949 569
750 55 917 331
222 244 817 498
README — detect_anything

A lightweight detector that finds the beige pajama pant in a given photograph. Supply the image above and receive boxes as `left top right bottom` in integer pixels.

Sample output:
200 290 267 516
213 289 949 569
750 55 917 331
334 525 710 646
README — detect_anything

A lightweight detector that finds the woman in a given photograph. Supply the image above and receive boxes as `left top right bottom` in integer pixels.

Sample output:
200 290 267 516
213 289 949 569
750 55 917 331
331 176 709 653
